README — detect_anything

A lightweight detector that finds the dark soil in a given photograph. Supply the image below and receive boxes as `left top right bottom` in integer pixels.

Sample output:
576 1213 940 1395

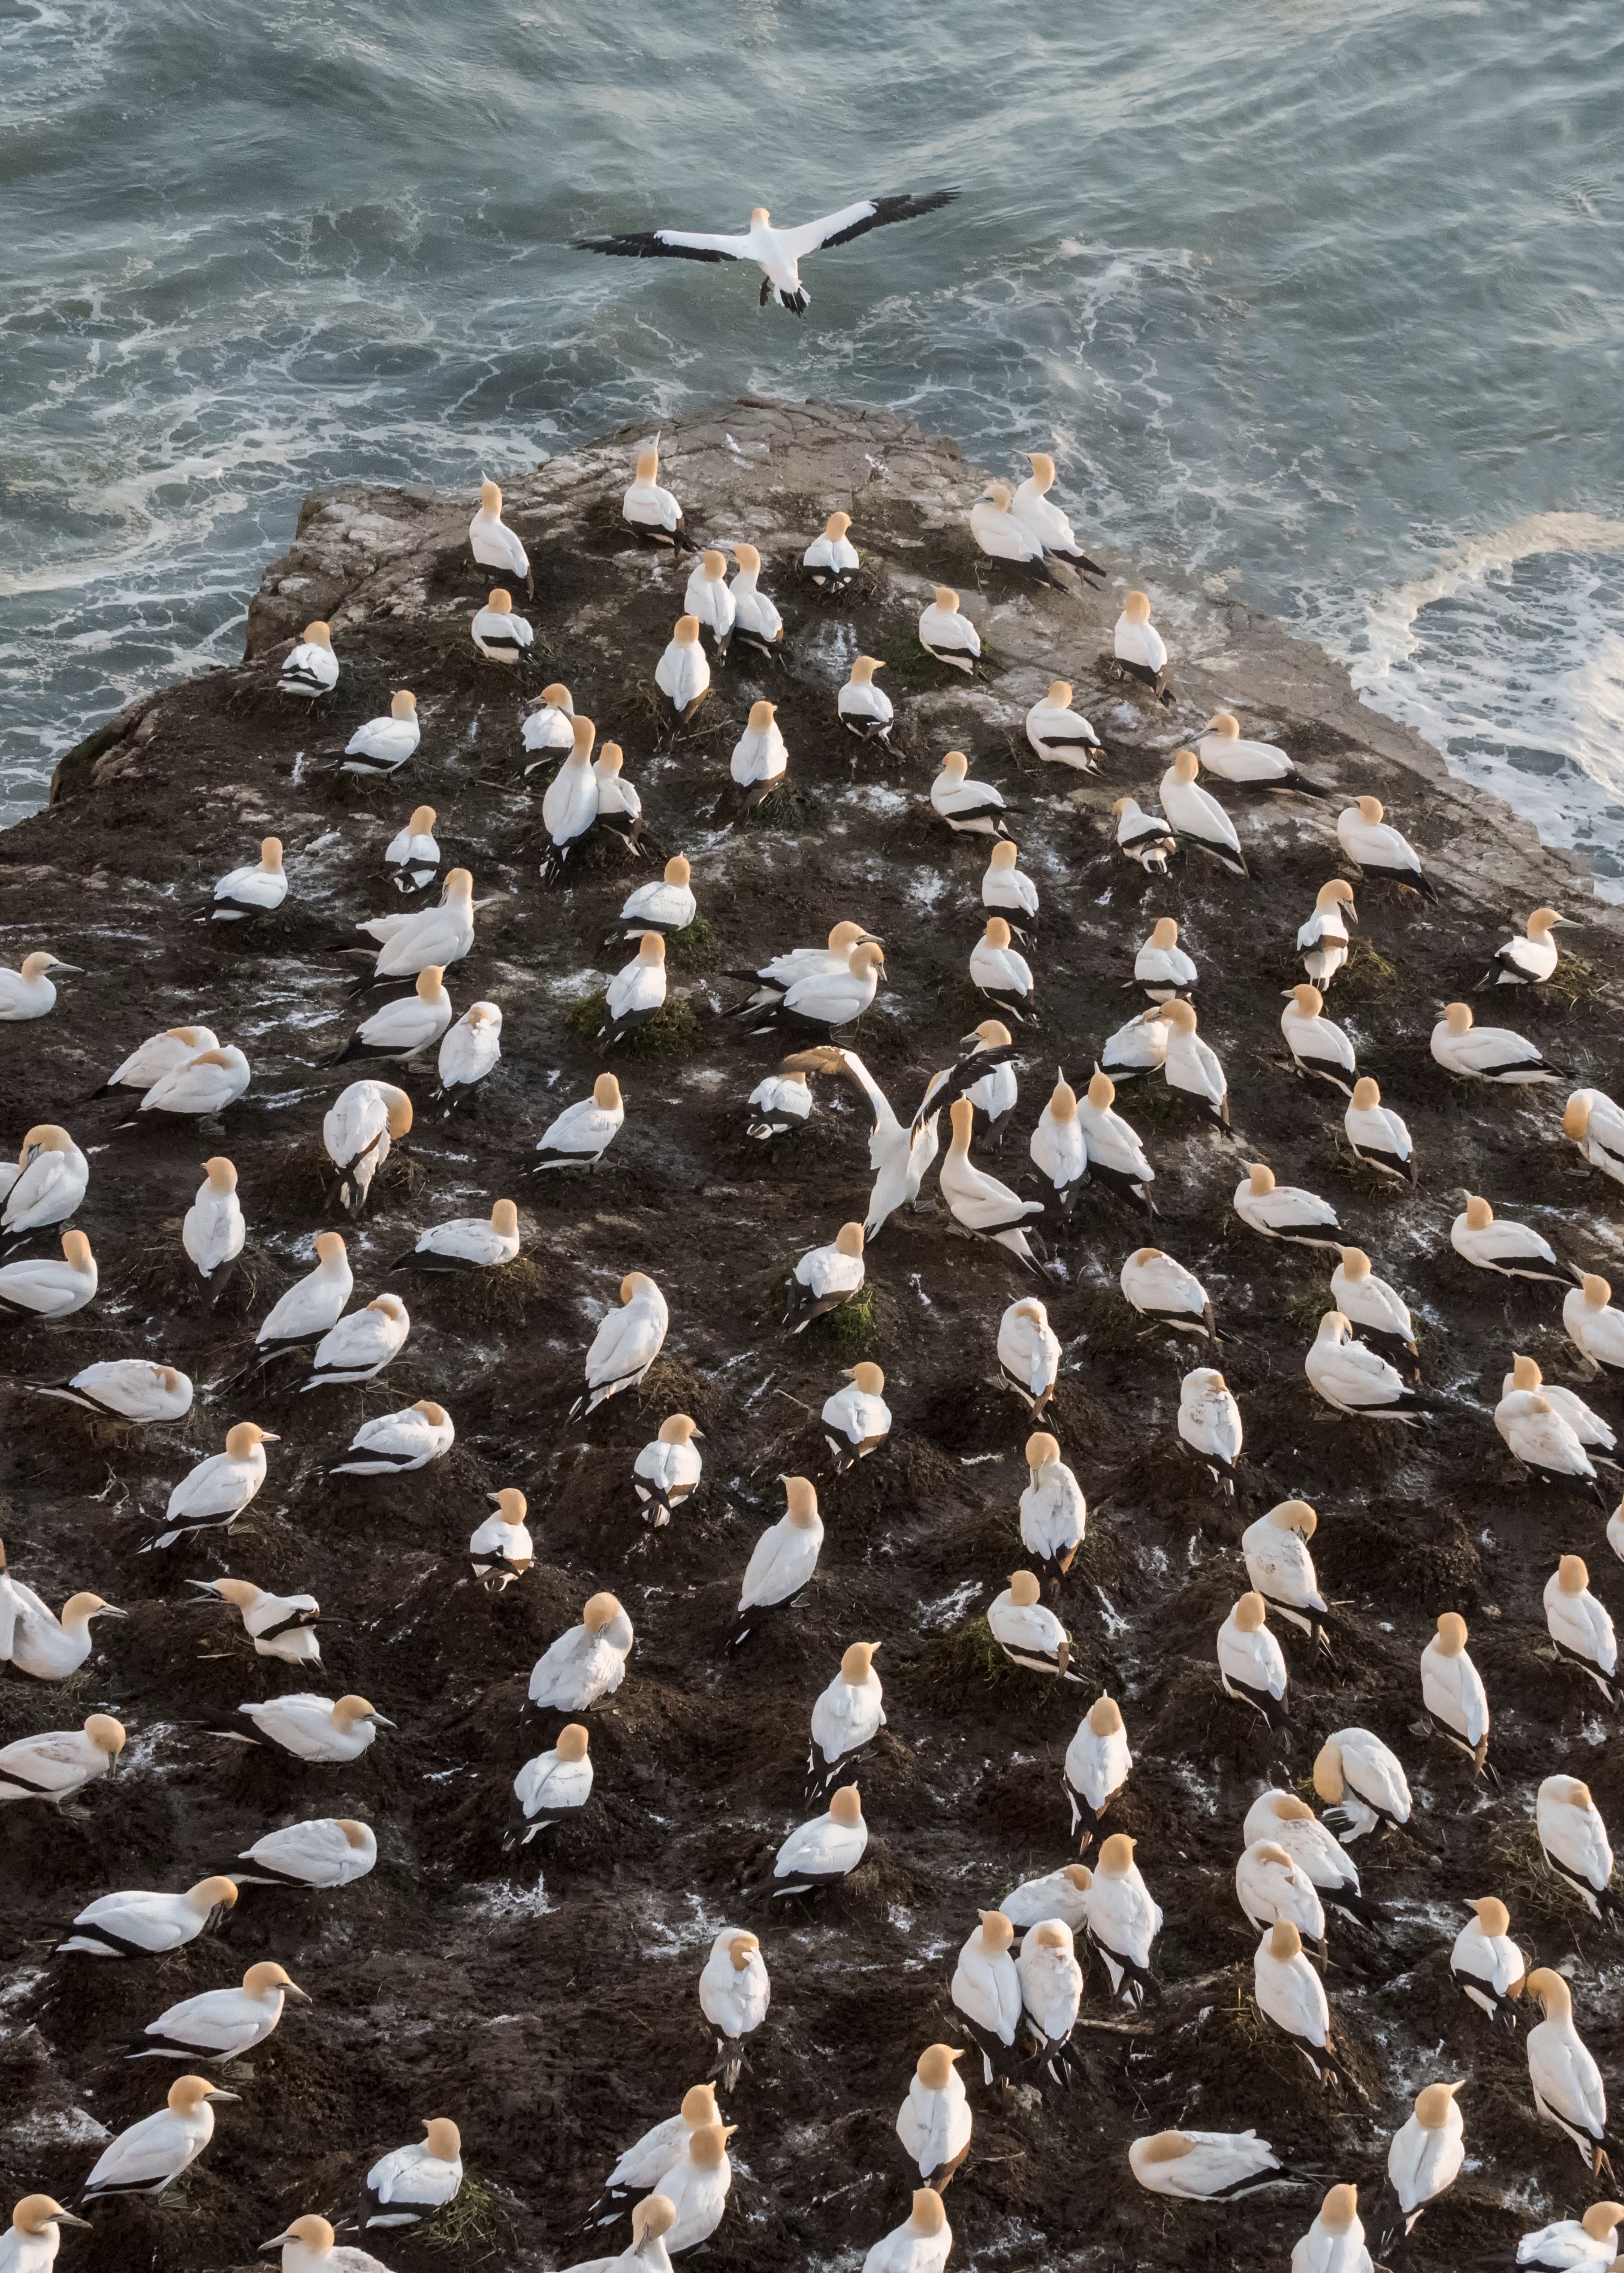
3 399 1624 2273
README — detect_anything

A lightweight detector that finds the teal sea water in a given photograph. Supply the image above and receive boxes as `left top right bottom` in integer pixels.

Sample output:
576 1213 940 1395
2 0 1622 879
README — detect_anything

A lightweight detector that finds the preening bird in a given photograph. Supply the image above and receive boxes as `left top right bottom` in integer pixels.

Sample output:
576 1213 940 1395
3 1124 87 1234
529 1593 635 1713
1017 1918 1083 2079
1336 796 1435 898
356 867 480 980
330 1399 453 1475
1127 2130 1288 2199
576 191 958 316
822 1363 891 1473
1197 712 1328 795
236 1816 377 1888
1064 1695 1130 1847
1012 455 1104 574
1545 1556 1619 1707
1233 1161 1341 1249
808 1640 885 1795
942 1098 1043 1260
983 840 1038 932
213 1693 391 1764
838 655 892 741
1121 1246 1214 1339
684 548 735 653
1234 1842 1325 1946
771 1783 868 1896
1077 1072 1155 1210
1515 2201 1624 2272
1498 1380 1607 1506
1306 1310 1423 1421
509 1725 592 1846
997 1296 1060 1414
594 742 644 851
204 837 285 922
1281 985 1357 1094
1178 1366 1243 1487
1566 1090 1624 1188
89 1024 216 1101
1420 1613 1493 1778
784 1221 865 1333
698 1928 768 2090
746 1069 812 1140
952 1910 1022 2087
471 586 532 662
728 543 782 658
1002 1864 1094 1935
1241 1501 1329 1651
1019 1431 1086 1580
988 1569 1080 1680
1242 1789 1371 1930
622 439 695 550
1160 751 1246 875
1297 880 1358 989
931 748 1010 838
470 1488 534 1588
0 953 77 1023
129 1959 308 2062
633 1414 704 1523
523 683 576 762
639 2125 735 2256
1253 1919 1351 2087
1568 1276 1624 1377
1484 905 1574 987
1451 1193 1574 1283
183 1157 244 1298
1217 1593 1289 1729
597 936 668 1048
1080 1833 1163 2005
536 1074 624 1171
732 1478 823 1644
1160 1001 1229 1128
918 588 982 675
1376 2084 1463 2251
279 620 338 698
1112 590 1172 701
1134 917 1196 1001
1526 1970 1618 2175
541 717 603 880
654 617 711 720
1332 1249 1417 1375
971 481 1055 578
469 477 532 591
0 1713 125 1807
1314 1728 1412 1843
1344 1077 1415 1182
364 2118 463 2228
1537 1776 1620 1922
1450 1896 1525 2028
574 1274 668 1417
970 918 1033 1018
0 1230 98 1320
434 1002 502 1104
384 804 439 895
336 967 451 1065
1288 2183 1369 2273
143 1423 276 1551
1432 1000 1564 1084
1030 1079 1085 1212
81 2074 239 2197
189 1577 321 1664
805 511 860 589
731 700 787 802
26 1359 191 1424
1110 796 1176 873
57 1874 237 1959
728 919 877 1011
896 2047 971 2189
342 690 420 778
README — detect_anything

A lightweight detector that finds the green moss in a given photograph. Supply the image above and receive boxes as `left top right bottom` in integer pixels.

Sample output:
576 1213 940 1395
418 2175 514 2261
904 1615 1021 1705
811 1277 877 1356
665 915 713 970
564 991 702 1060
738 780 810 832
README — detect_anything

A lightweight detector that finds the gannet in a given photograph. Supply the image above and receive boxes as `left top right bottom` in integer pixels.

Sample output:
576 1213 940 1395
1077 1072 1155 1209
1306 1310 1422 1420
654 2125 735 2254
727 542 782 657
1538 1776 1620 1922
1297 880 1358 989
1374 2086 1463 2252
1030 1080 1085 1213
434 1000 502 1106
278 619 338 698
58 1874 236 1960
1178 1366 1242 1486
1484 905 1575 987
809 1640 884 1795
989 1569 1080 1679
1018 1918 1083 2081
1451 1193 1572 1282
1110 796 1175 871
1568 1088 1624 1187
143 1422 277 1550
397 1199 521 1279
941 1098 1043 1259
324 1081 412 1214
183 1157 244 1299
621 441 695 550
747 1068 812 1140
191 1576 321 1664
1254 1920 1351 2087
129 1958 307 2061
615 855 697 942
1121 1246 1214 1338
541 717 603 881
216 1692 391 1765
997 1296 1060 1415
536 1074 625 1171
564 2191 677 2273
342 690 420 777
137 1043 250 1120
509 1723 592 1845
1160 1001 1229 1128
805 510 860 588
384 804 439 896
1235 1842 1325 1946
1568 1275 1624 1377
1012 453 1104 573
918 588 982 675
256 1231 352 1357
469 477 531 591
654 617 710 720
1516 2202 1624 2272
731 699 787 802
1336 795 1435 898
698 1928 768 2088
837 654 892 742
684 549 733 652
523 683 576 762
593 742 642 847
1082 1834 1163 2005
1314 1729 1411 1842
1064 1695 1130 1846
971 481 1058 581
632 1414 703 1523
1344 1077 1415 1182
783 1046 943 1238
573 1275 666 1413
772 1783 868 1895
1112 590 1172 702
301 1293 409 1393
1218 1593 1289 1729
337 967 452 1064
1019 1432 1086 1578
1282 985 1356 1093
1499 1385 1606 1505
529 1593 635 1711
2 1125 87 1234
1290 2184 1370 2273
733 1477 823 1643
0 953 76 1023
1233 1162 1341 1249
1451 1896 1525 2028
747 940 886 1034
726 919 877 1009
0 1713 123 1806
1441 1000 1570 1092
1197 713 1328 795
0 1560 122 1680
261 2215 391 2273
356 867 479 980
1526 1970 1616 2174
1242 1501 1329 1650
952 1911 1022 2085
469 1487 533 1588
983 840 1038 933
580 2083 719 2221
1134 917 1196 1001
1420 1612 1492 1777
929 747 1010 837
1161 750 1246 875
930 1021 1019 1136
1545 1556 1619 1705
597 935 668 1047
26 1359 190 1423
471 585 532 662
896 2047 970 2188
3 2192 89 2263
1332 1249 1417 1374
1002 1864 1094 1936
822 1363 890 1472
578 191 957 314
1243 1790 1372 1928
968 918 1034 1019
1128 2130 1287 2198
89 1024 216 1100
366 2119 463 2227
331 1399 452 1475
83 2074 239 2197
201 836 285 923
236 1816 376 1888
0 1230 97 1320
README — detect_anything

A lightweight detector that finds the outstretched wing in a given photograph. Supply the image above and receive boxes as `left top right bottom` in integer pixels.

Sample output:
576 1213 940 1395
777 189 959 261
574 227 752 264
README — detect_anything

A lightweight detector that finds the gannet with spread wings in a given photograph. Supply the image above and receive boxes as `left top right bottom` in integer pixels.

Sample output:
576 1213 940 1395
576 192 958 315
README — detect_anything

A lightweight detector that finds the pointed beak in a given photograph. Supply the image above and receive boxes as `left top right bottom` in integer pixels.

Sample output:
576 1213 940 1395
261 2236 295 2253
259 1432 281 1443
52 962 83 974
283 1982 313 2003
98 1604 128 1619
208 2088 242 2103
55 2214 93 2230
369 1713 397 1728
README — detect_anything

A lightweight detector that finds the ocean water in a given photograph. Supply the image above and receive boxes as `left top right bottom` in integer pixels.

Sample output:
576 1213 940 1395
2 0 1622 882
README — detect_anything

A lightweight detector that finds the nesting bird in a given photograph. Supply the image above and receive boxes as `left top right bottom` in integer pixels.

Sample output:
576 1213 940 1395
330 1399 452 1475
1566 1089 1624 1187
1537 1776 1620 1922
204 837 285 922
771 1783 868 1896
357 867 479 980
1121 1246 1215 1338
1077 1071 1155 1210
1314 1729 1412 1843
1019 1432 1086 1580
0 1230 98 1321
896 2047 971 2189
26 1359 191 1424
3 1124 87 1234
214 1692 391 1764
942 1100 1043 1260
0 952 76 1022
1450 1895 1525 2028
622 440 695 550
279 619 338 698
58 1874 237 1959
469 477 532 591
951 1910 1022 2087
1134 917 1196 1001
997 1296 1060 1414
838 655 892 742
1484 905 1574 986
529 1594 635 1711
728 542 782 657
1233 1162 1341 1248
597 935 668 1048
81 2074 239 2198
971 481 1056 579
509 1725 592 1846
1420 1613 1493 1779
988 1570 1080 1680
1063 1695 1130 1848
541 717 605 880
129 1958 308 2062
0 1713 125 1807
1080 1834 1162 2005
1281 985 1357 1094
1160 751 1246 875
1197 713 1327 795
1253 1919 1352 2088
143 1422 276 1551
1160 1001 1229 1128
469 1489 534 1588
969 918 1034 1018
1029 1079 1085 1212
1128 2130 1287 2199
1297 880 1358 989
364 2118 464 2228
573 1274 668 1414
918 588 982 675
1544 1557 1619 1707
698 1928 768 2090
1377 2084 1463 2251
1241 1501 1329 1652
1217 1593 1289 1730
731 700 787 804
1432 1000 1564 1083
822 1363 891 1473
1450 1194 1572 1282
384 804 440 895
1110 797 1176 872
1025 680 1101 771
1567 1275 1624 1377
1011 451 1103 573
633 1415 704 1523
1336 796 1434 898
523 684 576 762
930 748 1012 838
784 1220 866 1333
190 1577 321 1664
732 1478 823 1644
808 1641 885 1796
342 690 420 778
236 1817 377 1888
1178 1366 1243 1487
1306 1311 1422 1421
1526 1970 1617 2175
1344 1077 1415 1182
471 587 533 661
654 618 711 720
804 511 860 588
982 840 1038 932
1112 590 1172 701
